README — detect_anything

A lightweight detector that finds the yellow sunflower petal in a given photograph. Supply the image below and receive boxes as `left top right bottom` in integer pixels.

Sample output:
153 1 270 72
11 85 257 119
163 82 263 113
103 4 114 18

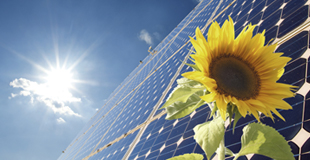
257 95 292 110
221 17 235 54
208 21 221 53
227 16 235 42
265 109 275 122
208 21 221 41
277 68 285 80
195 28 209 55
196 27 205 42
260 85 295 98
182 71 205 81
249 108 261 122
190 54 210 73
271 108 285 121
258 67 286 82
232 97 247 117
224 95 232 104
247 99 266 110
199 79 217 91
190 37 204 55
182 71 217 91
216 95 227 120
257 56 291 73
200 92 217 102
244 31 266 61
234 24 257 57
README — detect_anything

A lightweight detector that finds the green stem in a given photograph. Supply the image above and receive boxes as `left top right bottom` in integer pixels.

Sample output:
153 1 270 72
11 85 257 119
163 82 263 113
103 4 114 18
218 138 225 160
233 154 239 160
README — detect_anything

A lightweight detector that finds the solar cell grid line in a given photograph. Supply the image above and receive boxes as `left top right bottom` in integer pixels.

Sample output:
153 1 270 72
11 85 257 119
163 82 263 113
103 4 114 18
68 58 161 158
152 1 228 71
72 84 144 160
76 66 143 129
70 100 132 159
179 0 208 26
60 90 133 159
82 111 168 160
64 54 163 156
121 51 192 160
84 44 184 159
84 52 182 159
82 41 194 159
72 51 170 159
89 16 194 116
88 45 164 120
155 0 217 50
75 93 141 159
61 79 139 160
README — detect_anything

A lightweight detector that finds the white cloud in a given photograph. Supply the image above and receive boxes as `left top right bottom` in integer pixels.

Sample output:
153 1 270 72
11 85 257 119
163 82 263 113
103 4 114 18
57 117 66 123
10 78 81 117
153 32 161 41
8 93 17 99
139 29 153 45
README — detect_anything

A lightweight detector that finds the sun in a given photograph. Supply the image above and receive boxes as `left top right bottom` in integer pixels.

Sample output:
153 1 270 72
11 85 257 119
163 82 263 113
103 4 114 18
42 67 76 102
46 68 73 90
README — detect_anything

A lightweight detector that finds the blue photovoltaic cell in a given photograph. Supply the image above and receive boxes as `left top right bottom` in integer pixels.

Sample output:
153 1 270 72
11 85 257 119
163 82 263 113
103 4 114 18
278 5 308 38
58 0 310 160
277 31 308 61
282 0 307 19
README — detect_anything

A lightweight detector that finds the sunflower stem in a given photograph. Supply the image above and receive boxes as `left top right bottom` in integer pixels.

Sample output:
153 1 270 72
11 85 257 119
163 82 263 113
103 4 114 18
218 137 225 160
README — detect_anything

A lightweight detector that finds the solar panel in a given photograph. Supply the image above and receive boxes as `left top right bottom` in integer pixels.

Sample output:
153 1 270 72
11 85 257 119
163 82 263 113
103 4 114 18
58 0 310 159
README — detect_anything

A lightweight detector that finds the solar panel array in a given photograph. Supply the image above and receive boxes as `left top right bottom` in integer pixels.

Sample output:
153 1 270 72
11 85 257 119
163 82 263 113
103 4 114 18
58 0 310 159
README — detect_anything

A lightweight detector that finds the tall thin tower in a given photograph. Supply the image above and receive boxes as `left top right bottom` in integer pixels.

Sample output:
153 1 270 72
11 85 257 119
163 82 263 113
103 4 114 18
58 0 310 159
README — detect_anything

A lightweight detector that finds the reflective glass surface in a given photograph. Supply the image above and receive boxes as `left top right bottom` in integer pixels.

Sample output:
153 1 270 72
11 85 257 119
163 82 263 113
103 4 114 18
58 0 310 160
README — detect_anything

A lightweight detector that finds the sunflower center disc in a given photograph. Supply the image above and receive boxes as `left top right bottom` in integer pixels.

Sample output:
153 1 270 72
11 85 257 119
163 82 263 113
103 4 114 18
210 56 260 100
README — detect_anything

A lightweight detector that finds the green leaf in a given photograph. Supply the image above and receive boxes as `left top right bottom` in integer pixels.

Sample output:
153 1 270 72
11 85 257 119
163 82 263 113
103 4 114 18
193 115 225 160
226 103 242 134
216 146 235 157
176 77 202 87
232 108 242 134
165 90 206 120
225 147 234 156
167 153 204 160
185 63 201 71
160 78 205 109
209 102 218 119
235 123 294 160
227 103 234 125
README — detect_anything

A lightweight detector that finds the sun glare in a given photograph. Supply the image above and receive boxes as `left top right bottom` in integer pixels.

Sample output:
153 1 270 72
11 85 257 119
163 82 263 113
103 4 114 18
46 68 73 91
36 65 81 103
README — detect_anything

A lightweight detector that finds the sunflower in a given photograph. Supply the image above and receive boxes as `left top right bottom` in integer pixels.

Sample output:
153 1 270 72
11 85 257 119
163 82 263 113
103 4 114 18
182 17 295 121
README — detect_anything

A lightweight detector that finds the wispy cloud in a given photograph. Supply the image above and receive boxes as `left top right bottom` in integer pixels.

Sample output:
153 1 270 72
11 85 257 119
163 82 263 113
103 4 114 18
153 32 161 41
9 78 81 117
57 117 66 123
139 29 153 45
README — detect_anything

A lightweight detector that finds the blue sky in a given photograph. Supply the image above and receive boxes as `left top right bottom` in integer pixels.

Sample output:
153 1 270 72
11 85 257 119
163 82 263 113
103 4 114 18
0 0 200 159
